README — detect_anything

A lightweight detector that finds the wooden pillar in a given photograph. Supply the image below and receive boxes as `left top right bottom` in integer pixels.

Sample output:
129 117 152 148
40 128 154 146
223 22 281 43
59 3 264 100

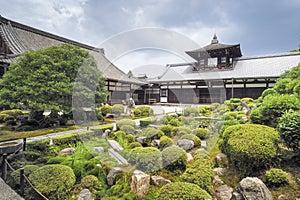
23 138 26 151
243 79 247 97
231 78 234 99
20 168 25 196
1 153 7 181
266 79 269 88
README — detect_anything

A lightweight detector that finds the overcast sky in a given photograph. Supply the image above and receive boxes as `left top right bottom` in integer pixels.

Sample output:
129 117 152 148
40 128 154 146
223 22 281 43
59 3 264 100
0 0 299 73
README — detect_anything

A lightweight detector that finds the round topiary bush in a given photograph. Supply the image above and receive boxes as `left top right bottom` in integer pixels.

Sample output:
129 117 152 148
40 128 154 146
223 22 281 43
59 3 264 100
159 135 173 149
99 104 112 116
262 88 278 99
128 147 162 172
192 128 210 139
265 168 290 187
133 106 153 117
183 107 199 116
168 118 180 126
129 142 142 149
28 164 76 199
162 145 187 171
160 124 174 137
10 165 39 187
180 134 201 147
120 124 135 134
181 158 214 194
112 104 124 115
116 119 136 129
219 124 279 175
199 105 212 117
277 110 300 152
158 182 212 200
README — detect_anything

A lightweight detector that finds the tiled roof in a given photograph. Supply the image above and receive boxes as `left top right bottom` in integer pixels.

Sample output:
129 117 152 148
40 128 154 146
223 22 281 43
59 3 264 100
150 52 300 82
0 16 144 85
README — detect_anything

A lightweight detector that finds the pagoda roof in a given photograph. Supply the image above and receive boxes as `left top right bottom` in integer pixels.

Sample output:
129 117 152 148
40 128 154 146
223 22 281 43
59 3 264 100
0 15 145 85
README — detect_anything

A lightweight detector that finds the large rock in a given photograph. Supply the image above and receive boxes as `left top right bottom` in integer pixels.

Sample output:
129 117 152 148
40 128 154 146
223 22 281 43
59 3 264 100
77 189 92 200
58 147 75 155
237 177 273 200
215 153 228 168
107 167 122 186
131 170 150 198
108 148 129 165
214 167 227 176
177 139 194 151
214 185 233 200
151 139 160 147
151 175 171 185
186 153 193 162
231 191 243 200
136 136 147 144
201 141 207 149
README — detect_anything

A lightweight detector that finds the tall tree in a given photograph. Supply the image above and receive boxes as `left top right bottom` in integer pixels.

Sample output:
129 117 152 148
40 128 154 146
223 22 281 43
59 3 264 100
0 44 108 118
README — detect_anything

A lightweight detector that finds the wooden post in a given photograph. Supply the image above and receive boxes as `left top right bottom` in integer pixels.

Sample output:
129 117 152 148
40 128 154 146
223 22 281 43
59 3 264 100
231 78 234 98
23 138 27 151
20 168 25 196
1 153 7 181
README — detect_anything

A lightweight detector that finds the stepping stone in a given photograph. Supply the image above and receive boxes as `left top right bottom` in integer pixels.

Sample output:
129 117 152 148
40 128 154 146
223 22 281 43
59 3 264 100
107 140 123 151
108 148 129 165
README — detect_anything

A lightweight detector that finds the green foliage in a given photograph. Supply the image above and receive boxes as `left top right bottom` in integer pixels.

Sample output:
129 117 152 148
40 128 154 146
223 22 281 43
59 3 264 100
28 164 76 199
140 127 164 140
10 165 39 187
160 114 177 125
168 118 180 126
250 94 300 127
134 106 153 117
180 134 201 147
199 105 212 117
192 128 210 139
274 78 292 94
160 124 173 137
265 168 290 187
218 120 240 136
0 109 23 118
162 145 187 171
174 126 192 136
120 125 135 134
116 119 136 129
158 182 212 200
139 117 156 127
219 124 279 175
129 142 142 149
181 158 214 193
112 104 124 115
73 175 103 199
105 175 137 199
99 104 112 116
0 113 9 123
0 44 107 113
277 110 300 152
159 135 173 149
128 147 162 172
262 88 278 99
183 107 199 116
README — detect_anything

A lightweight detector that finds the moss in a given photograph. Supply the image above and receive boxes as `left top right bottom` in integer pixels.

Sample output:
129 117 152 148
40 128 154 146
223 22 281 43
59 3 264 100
10 165 39 187
112 104 124 115
129 142 142 149
159 135 173 149
265 168 291 187
140 117 156 127
192 128 209 139
134 106 153 117
160 124 173 137
28 164 76 199
120 125 135 134
158 182 212 200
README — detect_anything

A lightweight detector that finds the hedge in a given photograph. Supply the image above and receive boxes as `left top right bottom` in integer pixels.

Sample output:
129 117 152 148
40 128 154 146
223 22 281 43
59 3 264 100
158 182 212 200
219 124 279 175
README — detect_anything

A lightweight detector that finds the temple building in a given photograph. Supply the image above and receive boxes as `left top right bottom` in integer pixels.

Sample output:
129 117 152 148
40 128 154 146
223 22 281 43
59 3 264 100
145 35 300 104
0 15 145 104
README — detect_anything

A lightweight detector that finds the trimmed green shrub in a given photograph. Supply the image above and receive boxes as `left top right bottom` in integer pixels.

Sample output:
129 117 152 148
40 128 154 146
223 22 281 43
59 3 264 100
241 97 254 104
158 182 212 200
28 164 76 199
265 168 290 187
116 119 135 129
160 114 177 125
47 156 66 164
140 127 164 139
128 147 162 172
133 106 153 117
174 126 192 136
181 158 214 193
274 78 292 94
159 135 173 149
262 88 277 99
199 105 212 117
192 128 210 139
218 120 239 136
250 94 300 127
112 104 124 115
168 118 180 126
91 124 114 135
0 109 23 118
10 165 39 187
139 117 156 127
180 134 201 147
125 134 135 143
99 104 112 116
73 175 103 199
160 124 173 137
219 124 279 175
0 113 9 123
129 142 142 149
277 110 300 152
120 125 135 134
162 145 187 171
183 107 199 116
